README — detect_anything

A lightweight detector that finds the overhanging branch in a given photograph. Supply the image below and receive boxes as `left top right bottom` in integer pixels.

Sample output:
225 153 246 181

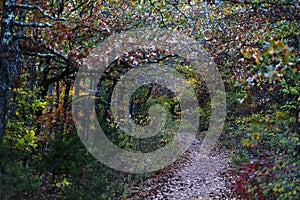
13 20 52 27
13 4 66 21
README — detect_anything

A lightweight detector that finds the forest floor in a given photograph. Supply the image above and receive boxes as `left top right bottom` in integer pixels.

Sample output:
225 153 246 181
126 137 237 200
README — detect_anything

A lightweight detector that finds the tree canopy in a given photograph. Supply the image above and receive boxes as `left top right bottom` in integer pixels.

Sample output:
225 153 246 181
0 0 299 199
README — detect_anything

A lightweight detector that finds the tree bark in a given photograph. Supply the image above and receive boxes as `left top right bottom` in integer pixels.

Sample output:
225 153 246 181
0 0 16 139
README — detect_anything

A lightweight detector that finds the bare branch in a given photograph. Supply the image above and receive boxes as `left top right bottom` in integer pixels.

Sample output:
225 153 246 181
16 35 77 72
13 20 52 27
14 4 66 21
222 0 299 8
22 51 55 58
44 47 78 72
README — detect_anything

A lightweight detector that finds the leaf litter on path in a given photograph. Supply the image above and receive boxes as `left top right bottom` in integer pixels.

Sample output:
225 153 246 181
126 137 236 200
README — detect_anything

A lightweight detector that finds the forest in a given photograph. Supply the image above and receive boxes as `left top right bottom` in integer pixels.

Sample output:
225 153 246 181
0 0 299 199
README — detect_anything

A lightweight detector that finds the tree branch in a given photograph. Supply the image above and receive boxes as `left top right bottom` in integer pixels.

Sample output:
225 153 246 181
13 20 52 27
14 4 66 21
222 0 299 8
22 50 55 58
44 47 78 72
16 35 78 72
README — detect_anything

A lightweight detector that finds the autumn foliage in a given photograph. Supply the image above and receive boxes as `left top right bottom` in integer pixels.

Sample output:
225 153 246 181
0 0 299 199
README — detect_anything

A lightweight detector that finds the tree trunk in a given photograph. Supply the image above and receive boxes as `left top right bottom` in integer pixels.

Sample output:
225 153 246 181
0 0 16 139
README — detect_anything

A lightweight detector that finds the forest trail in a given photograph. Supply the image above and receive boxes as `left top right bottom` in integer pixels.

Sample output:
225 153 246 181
126 138 235 199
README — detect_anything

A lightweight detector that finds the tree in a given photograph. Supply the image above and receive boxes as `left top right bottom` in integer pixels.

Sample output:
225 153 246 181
0 0 79 138
0 0 16 138
0 0 299 198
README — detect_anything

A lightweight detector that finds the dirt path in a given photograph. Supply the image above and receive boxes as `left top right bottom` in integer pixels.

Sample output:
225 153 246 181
126 138 236 200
